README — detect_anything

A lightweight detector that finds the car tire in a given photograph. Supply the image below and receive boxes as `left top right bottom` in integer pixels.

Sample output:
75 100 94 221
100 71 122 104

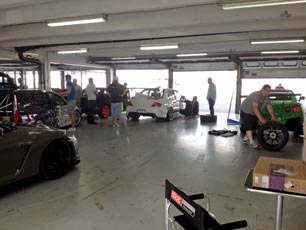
130 114 140 121
257 121 289 151
166 108 174 121
75 110 82 127
200 115 217 123
40 139 73 180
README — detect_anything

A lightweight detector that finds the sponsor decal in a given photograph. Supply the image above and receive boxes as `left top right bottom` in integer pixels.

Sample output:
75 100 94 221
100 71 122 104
171 190 196 217
171 190 183 206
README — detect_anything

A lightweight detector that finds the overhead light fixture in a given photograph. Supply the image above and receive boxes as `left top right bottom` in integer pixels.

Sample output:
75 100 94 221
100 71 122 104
140 44 179 51
111 57 136 60
176 53 207 57
57 49 87 54
219 0 306 10
23 52 39 56
261 50 300 54
251 38 305 44
47 14 107 27
0 57 13 60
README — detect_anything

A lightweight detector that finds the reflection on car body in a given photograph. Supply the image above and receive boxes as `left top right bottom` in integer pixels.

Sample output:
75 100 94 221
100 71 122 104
126 88 182 121
15 90 81 128
0 121 80 187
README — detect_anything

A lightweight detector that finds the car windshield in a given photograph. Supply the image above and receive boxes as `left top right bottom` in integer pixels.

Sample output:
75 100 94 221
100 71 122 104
48 92 66 105
270 90 296 101
139 89 163 99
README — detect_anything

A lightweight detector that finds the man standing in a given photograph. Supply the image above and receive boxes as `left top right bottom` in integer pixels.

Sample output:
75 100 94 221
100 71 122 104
122 82 130 111
86 78 98 124
58 74 76 131
73 78 82 108
240 84 277 149
107 76 126 128
206 77 216 116
17 77 28 89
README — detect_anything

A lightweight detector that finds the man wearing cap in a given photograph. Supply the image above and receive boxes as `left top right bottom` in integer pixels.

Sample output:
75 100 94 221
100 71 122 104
106 76 127 127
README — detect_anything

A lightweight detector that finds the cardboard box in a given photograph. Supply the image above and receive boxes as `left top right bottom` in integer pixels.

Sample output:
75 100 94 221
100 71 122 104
253 156 306 195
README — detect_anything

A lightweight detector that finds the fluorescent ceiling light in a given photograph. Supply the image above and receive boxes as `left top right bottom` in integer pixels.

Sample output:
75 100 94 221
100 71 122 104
0 57 13 60
251 39 305 44
140 44 179 51
24 52 39 56
111 57 136 60
57 49 87 54
220 0 306 10
176 53 207 57
261 50 300 54
48 15 107 27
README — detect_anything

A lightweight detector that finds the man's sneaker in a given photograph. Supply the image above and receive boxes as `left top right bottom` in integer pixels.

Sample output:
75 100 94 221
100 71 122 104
242 137 249 144
67 127 76 132
112 124 116 128
249 142 259 149
116 123 120 128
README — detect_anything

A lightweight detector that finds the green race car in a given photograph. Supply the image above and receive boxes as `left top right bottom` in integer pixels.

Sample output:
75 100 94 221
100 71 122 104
261 89 305 136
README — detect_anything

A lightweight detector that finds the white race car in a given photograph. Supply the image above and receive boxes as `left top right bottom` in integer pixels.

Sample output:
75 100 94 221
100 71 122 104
127 88 182 121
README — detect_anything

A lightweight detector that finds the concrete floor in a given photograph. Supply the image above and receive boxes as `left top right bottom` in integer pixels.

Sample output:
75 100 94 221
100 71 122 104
0 113 305 230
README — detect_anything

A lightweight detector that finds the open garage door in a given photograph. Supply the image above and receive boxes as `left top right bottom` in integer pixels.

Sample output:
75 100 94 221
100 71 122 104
174 71 237 114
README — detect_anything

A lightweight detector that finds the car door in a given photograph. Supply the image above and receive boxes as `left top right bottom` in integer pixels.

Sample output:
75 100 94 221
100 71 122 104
0 124 31 184
48 92 71 128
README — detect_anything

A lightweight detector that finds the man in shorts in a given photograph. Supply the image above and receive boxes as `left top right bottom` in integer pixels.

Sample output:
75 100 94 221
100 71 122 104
106 76 127 128
240 84 277 148
58 74 76 131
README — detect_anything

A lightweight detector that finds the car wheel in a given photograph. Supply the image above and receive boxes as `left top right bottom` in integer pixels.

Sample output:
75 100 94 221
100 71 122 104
40 139 73 180
130 114 140 121
167 108 174 121
99 105 110 118
75 110 82 127
257 121 289 151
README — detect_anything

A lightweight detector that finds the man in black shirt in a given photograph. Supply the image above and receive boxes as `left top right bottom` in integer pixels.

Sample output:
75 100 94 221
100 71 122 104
106 76 127 127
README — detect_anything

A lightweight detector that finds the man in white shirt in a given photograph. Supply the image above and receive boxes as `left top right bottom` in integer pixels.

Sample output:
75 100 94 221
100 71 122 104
86 78 98 124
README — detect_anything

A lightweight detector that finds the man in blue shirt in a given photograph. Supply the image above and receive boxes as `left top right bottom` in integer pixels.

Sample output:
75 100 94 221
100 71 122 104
58 74 76 131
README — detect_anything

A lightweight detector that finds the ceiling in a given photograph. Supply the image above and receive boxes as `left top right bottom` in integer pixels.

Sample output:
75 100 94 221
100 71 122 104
0 0 306 70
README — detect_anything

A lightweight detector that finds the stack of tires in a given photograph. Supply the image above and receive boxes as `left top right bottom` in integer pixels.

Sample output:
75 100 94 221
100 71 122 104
200 115 217 123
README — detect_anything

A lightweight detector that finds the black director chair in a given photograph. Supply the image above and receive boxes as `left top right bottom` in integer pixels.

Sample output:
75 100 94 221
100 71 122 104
165 179 248 230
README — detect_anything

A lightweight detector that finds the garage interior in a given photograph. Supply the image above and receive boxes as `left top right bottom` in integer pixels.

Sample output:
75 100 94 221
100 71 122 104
1 1 306 230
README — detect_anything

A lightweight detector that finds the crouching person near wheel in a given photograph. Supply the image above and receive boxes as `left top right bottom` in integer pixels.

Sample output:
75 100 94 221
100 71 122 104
240 84 277 149
179 96 199 120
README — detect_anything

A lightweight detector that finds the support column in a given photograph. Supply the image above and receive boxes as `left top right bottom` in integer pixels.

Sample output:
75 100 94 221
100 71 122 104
33 70 36 89
235 62 242 114
168 66 173 88
43 53 51 90
106 68 116 86
60 71 65 89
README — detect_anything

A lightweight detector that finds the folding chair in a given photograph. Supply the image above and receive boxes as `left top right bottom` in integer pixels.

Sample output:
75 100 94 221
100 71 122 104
165 179 247 230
